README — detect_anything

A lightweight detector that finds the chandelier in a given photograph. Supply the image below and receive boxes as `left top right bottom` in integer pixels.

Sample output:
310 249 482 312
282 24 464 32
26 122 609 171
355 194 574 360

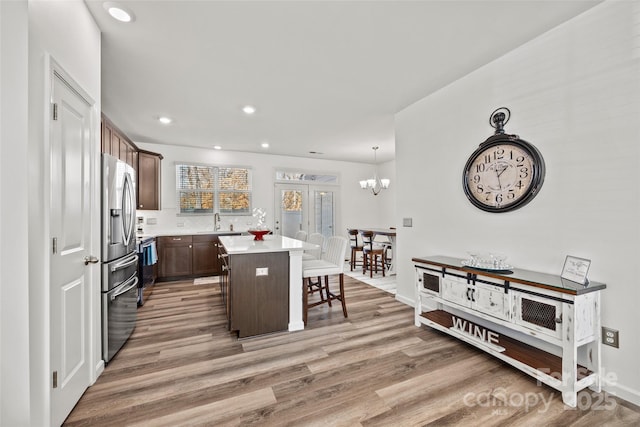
359 146 390 195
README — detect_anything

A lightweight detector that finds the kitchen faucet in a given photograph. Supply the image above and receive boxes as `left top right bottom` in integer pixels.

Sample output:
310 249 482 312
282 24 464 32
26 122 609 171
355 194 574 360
214 212 221 231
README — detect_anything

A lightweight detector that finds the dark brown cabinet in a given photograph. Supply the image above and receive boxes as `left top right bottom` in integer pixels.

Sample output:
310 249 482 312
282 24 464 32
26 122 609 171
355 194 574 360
227 251 289 338
137 150 162 210
157 235 193 278
156 233 240 281
101 114 163 211
192 234 220 276
101 113 136 170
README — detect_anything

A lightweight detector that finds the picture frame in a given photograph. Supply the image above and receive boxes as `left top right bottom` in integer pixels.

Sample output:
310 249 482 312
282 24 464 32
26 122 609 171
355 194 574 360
561 255 591 285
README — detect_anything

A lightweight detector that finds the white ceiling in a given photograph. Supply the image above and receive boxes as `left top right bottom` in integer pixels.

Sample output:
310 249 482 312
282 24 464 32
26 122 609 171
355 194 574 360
85 0 600 164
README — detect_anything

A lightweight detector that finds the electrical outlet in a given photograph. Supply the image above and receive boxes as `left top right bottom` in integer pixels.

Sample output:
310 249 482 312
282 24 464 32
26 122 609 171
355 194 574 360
147 217 157 225
602 327 619 348
403 217 413 227
256 267 268 276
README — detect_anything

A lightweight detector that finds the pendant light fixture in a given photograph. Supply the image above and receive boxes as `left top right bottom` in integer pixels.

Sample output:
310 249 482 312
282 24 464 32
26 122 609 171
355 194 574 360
359 146 390 195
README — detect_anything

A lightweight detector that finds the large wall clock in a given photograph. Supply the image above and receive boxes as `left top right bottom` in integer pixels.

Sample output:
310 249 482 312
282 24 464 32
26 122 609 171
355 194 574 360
463 108 545 213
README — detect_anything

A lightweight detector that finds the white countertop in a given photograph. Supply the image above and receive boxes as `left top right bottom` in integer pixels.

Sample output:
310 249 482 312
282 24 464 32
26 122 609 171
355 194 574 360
219 234 318 255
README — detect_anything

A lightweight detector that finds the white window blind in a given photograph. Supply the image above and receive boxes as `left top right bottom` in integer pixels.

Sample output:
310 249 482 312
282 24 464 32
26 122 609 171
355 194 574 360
176 164 252 215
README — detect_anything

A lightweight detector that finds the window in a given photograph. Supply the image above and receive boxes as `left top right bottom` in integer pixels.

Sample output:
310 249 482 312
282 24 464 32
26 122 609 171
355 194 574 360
176 163 252 215
275 170 338 184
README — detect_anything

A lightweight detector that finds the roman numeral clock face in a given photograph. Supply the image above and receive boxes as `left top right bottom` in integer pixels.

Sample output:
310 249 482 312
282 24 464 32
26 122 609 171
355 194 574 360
463 139 545 213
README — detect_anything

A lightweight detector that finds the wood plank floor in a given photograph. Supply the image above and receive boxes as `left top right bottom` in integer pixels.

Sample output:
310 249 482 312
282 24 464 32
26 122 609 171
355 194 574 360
64 276 640 426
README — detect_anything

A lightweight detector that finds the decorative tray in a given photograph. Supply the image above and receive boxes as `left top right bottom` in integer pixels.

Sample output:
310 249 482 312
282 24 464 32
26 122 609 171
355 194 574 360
461 259 513 271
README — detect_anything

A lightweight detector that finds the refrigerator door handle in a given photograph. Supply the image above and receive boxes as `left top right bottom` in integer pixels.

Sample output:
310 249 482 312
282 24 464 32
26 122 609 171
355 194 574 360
121 172 135 246
110 253 139 273
110 274 139 301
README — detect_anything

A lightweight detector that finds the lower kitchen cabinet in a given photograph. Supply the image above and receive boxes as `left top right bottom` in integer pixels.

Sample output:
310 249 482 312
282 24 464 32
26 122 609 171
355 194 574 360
192 234 220 276
157 233 240 281
157 235 193 278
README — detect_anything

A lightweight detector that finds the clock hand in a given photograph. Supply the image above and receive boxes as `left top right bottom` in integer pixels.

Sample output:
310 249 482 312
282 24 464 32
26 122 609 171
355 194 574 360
494 165 503 190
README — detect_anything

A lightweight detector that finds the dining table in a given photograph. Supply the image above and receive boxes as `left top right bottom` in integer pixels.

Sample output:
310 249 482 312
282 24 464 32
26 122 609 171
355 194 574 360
357 228 397 275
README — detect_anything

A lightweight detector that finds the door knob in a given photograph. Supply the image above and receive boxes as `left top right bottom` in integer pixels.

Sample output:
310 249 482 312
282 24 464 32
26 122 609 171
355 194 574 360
84 255 99 265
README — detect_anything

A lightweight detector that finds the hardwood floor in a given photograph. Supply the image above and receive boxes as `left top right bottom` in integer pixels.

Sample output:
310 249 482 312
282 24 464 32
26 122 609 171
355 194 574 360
65 277 640 426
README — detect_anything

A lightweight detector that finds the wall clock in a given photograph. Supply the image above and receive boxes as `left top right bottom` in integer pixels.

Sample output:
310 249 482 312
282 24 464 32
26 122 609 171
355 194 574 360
462 108 545 213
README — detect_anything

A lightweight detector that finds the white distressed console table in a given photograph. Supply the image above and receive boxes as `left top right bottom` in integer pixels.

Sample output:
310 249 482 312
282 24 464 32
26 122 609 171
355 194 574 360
413 255 606 407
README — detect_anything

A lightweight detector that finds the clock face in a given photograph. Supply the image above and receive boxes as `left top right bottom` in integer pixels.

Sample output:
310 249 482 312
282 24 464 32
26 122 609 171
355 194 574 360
463 138 545 212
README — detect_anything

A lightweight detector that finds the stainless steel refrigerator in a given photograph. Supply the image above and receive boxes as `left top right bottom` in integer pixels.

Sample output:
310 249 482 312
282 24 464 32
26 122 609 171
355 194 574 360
101 153 138 363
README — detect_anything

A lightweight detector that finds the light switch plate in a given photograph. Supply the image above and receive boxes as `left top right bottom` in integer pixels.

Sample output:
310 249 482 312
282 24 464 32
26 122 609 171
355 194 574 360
403 217 413 227
602 327 619 348
256 267 268 276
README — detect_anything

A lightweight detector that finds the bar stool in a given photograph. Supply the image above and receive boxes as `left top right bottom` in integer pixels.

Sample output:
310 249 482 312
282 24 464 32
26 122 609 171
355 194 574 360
347 228 364 271
303 233 324 261
360 230 386 278
302 236 348 325
294 230 307 241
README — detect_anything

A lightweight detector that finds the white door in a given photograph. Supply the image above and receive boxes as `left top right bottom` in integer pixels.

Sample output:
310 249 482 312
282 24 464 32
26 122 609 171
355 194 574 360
309 187 335 238
50 69 95 426
275 184 309 238
275 184 337 240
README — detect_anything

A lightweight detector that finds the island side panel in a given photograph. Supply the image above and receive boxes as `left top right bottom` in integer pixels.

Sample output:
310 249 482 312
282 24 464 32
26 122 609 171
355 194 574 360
230 252 290 338
288 250 304 331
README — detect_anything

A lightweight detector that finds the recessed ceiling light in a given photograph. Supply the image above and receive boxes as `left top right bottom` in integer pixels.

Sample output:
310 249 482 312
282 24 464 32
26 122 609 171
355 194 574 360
103 2 135 23
261 142 269 148
158 116 172 125
242 105 256 115
213 145 222 150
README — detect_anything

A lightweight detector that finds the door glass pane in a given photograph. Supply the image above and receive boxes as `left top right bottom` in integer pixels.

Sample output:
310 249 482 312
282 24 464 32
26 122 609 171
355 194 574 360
281 190 303 238
313 190 334 239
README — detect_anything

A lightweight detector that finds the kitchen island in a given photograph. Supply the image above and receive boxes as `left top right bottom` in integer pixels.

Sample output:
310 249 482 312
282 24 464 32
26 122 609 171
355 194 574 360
218 234 317 337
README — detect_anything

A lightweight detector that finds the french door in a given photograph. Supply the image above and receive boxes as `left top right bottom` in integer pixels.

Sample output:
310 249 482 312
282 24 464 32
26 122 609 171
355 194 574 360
274 184 337 240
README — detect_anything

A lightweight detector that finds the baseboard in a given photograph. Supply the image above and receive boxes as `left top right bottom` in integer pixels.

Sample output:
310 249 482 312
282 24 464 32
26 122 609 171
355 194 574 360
93 359 105 385
395 293 414 307
607 382 640 407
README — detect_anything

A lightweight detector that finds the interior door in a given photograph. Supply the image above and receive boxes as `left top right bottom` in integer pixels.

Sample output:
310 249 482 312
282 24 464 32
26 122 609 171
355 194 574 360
275 184 337 240
50 69 95 426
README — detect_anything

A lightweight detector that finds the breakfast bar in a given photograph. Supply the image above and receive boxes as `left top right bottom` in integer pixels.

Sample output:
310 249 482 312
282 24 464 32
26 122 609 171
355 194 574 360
218 234 317 337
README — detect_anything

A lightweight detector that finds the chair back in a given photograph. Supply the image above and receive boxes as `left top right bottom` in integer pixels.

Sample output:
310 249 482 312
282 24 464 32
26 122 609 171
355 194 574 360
360 230 375 250
294 230 307 241
305 233 324 259
347 228 360 248
322 236 348 272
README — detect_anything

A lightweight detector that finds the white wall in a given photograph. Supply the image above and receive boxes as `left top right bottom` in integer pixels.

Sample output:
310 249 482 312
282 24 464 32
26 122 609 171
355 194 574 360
27 1 101 425
394 1 640 404
136 142 396 237
1 1 30 425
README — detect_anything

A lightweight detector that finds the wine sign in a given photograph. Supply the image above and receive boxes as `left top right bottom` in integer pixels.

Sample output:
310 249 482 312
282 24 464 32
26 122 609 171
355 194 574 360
451 315 500 347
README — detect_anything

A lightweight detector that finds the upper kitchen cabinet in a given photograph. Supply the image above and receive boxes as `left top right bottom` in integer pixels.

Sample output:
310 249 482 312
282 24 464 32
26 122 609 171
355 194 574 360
101 114 163 210
101 114 136 168
137 150 163 210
